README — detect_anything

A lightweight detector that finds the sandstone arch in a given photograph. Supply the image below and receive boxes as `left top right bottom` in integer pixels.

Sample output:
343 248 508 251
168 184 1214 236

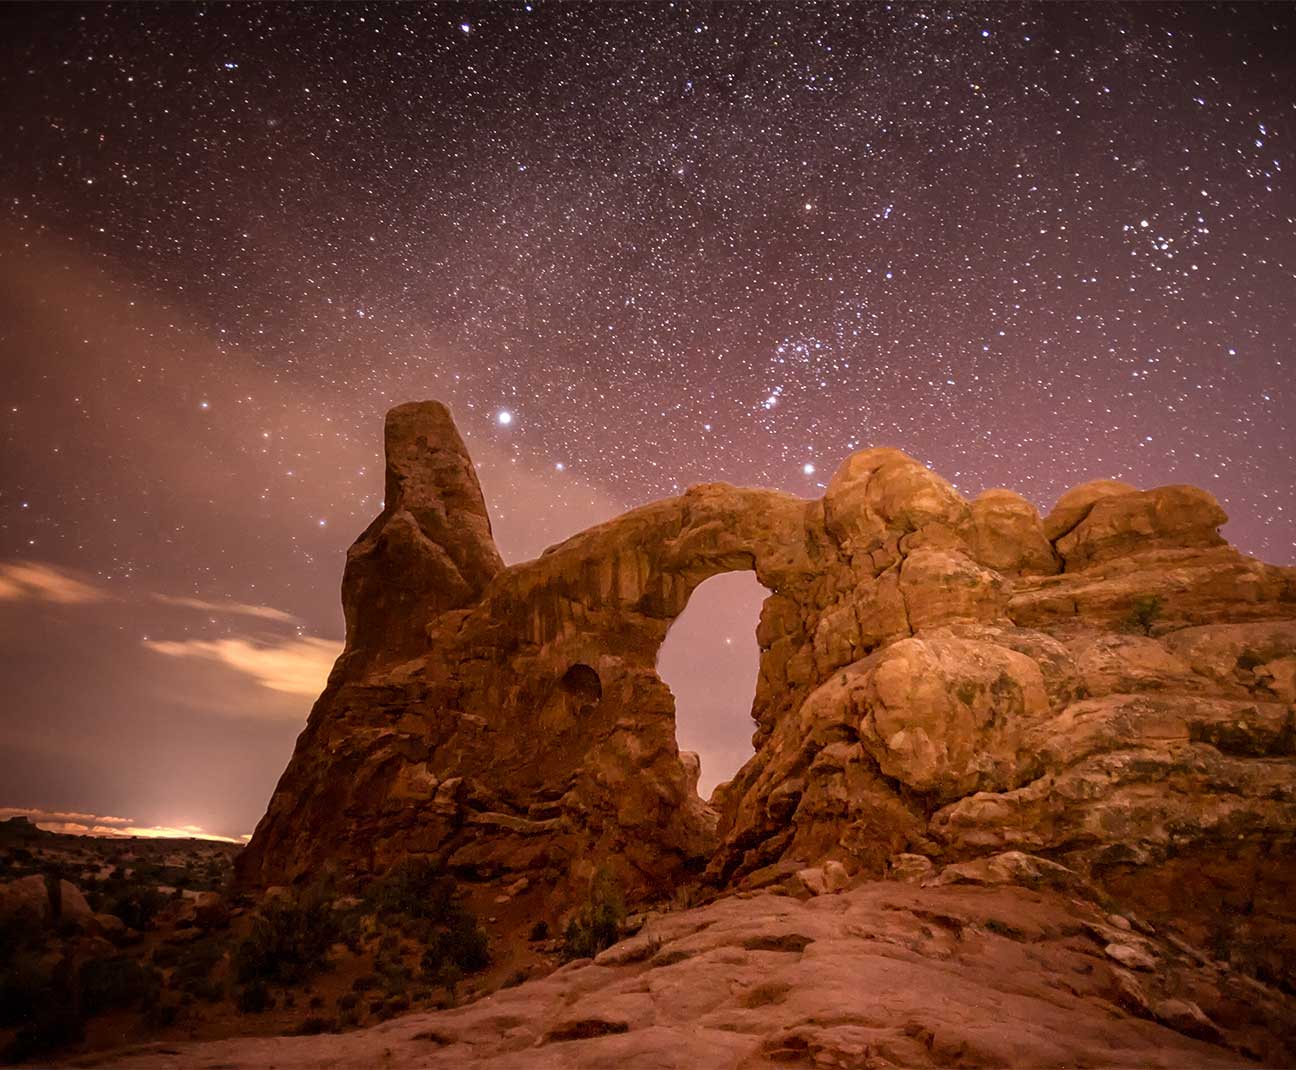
238 402 1296 967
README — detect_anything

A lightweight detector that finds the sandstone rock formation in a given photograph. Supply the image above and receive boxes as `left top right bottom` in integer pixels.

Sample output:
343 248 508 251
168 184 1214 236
97 879 1293 1068
237 401 1296 999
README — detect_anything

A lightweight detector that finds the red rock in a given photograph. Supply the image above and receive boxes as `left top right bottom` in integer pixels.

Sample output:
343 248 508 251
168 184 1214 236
230 401 1296 1029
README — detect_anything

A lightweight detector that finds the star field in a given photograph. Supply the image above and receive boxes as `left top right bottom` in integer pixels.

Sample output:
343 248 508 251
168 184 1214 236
0 3 1292 835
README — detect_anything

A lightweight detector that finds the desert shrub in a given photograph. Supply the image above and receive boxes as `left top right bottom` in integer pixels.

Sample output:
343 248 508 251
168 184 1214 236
235 978 272 1013
529 920 549 941
561 870 625 961
1125 595 1163 636
294 1014 331 1035
0 948 59 1028
420 911 489 982
144 998 181 1028
0 914 36 967
365 859 490 986
337 991 359 1011
171 935 225 986
97 884 168 931
352 972 381 992
401 916 434 942
79 955 160 1015
2 1003 84 1064
365 857 458 921
232 883 342 986
183 976 225 1003
377 958 411 995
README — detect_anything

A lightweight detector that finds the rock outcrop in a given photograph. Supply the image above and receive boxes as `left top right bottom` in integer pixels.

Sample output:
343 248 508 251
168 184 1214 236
237 401 1296 996
98 879 1294 1068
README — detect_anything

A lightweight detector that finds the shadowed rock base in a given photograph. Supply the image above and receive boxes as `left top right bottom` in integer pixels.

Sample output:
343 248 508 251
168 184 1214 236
92 880 1293 1068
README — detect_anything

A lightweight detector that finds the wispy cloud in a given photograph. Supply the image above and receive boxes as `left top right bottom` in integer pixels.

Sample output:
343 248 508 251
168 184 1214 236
150 593 297 623
143 635 342 698
0 806 248 843
0 560 302 627
0 561 108 605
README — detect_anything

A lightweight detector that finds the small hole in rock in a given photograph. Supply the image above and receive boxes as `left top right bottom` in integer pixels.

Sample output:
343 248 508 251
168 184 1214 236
560 663 602 703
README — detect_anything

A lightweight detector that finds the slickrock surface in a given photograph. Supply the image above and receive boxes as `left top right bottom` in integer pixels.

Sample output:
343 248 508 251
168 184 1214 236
93 878 1293 1068
235 400 1295 1038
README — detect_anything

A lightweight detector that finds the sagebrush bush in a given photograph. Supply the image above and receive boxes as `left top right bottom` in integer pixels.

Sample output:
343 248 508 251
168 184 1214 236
420 912 490 981
95 885 168 931
1125 594 1163 636
365 857 459 921
232 882 343 986
0 946 57 1028
235 978 272 1013
561 869 625 961
79 955 160 1015
366 858 490 986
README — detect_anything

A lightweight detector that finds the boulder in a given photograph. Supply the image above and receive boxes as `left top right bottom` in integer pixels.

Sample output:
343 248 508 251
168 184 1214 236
93 912 127 937
967 488 1059 575
824 447 969 555
888 853 935 884
0 874 51 925
856 636 1051 800
1055 485 1227 571
192 891 228 928
55 879 94 926
1042 479 1139 542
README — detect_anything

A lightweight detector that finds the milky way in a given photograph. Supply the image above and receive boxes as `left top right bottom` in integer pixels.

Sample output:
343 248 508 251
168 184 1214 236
1 3 1292 837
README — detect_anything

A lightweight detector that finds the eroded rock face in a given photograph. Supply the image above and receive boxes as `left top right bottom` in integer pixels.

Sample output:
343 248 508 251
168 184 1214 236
100 880 1294 1069
342 401 504 666
238 401 1296 990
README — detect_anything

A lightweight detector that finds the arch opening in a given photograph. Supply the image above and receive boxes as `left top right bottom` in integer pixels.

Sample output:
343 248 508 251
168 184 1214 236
656 570 767 801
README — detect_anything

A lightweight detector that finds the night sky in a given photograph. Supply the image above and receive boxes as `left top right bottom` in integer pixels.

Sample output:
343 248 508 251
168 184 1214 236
1 3 1292 840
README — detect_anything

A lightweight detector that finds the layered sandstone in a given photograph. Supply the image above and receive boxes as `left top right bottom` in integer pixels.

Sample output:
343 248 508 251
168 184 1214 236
99 878 1295 1069
237 401 1296 997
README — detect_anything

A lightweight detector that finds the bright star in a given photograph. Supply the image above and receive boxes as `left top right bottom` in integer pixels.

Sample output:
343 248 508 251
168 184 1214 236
497 410 512 425
803 463 816 475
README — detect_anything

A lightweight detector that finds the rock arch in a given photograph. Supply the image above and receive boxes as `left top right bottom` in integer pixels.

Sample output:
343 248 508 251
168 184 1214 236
238 401 1296 954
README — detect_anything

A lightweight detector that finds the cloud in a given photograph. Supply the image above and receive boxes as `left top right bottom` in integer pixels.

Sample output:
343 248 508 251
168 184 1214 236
0 561 108 605
150 593 297 623
0 806 248 843
0 561 301 625
144 635 342 698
